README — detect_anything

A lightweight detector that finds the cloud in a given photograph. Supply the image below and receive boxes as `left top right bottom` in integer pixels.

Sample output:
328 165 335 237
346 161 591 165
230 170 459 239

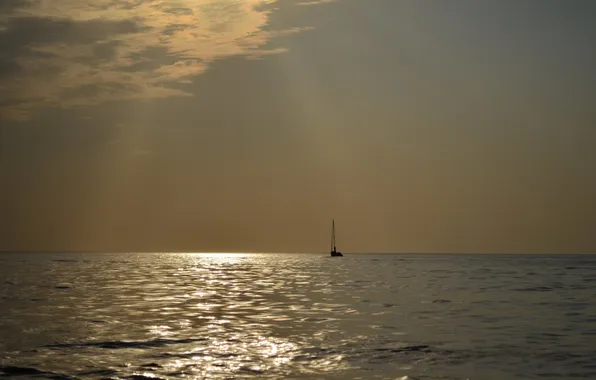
0 0 35 12
296 0 336 6
0 0 314 121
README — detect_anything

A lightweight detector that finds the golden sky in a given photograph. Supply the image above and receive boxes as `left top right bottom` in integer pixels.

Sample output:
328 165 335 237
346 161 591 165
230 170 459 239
1 0 595 253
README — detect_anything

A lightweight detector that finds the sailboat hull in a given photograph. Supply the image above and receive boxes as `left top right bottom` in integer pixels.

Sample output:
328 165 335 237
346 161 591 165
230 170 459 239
330 251 343 257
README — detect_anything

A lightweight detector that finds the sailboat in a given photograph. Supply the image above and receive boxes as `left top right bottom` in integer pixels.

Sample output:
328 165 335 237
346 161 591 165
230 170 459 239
330 219 344 257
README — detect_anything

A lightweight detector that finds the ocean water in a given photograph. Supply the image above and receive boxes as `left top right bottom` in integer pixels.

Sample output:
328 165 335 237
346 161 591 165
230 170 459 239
1 253 595 380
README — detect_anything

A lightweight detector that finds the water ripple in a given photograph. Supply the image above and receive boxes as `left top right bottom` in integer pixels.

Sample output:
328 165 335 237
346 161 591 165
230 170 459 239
1 253 596 379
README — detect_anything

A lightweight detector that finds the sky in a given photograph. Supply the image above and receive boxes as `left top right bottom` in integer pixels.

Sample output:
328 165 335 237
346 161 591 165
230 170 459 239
1 0 595 253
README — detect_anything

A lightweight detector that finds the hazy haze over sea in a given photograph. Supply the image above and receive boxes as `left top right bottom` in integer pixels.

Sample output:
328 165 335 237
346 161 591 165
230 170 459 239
1 253 595 379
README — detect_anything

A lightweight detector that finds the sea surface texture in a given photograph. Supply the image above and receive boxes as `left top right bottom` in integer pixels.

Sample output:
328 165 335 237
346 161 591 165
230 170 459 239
1 253 595 379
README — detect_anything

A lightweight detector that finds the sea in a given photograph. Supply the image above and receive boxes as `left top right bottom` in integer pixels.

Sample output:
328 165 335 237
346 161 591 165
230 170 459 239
1 253 595 380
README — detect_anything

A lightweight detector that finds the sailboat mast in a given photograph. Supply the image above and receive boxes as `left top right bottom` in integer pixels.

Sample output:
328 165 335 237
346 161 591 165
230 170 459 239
328 219 343 257
331 219 336 251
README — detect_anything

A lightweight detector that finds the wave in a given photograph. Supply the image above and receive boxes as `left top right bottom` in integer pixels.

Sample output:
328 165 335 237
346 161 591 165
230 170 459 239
0 366 78 379
43 337 208 350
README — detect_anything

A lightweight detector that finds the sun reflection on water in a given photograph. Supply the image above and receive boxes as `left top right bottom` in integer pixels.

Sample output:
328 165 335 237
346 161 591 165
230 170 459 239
2 253 358 378
132 252 344 378
188 252 257 263
159 333 302 378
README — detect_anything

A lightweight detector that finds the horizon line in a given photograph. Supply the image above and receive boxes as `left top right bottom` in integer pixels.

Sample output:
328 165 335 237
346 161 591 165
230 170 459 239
1 251 595 255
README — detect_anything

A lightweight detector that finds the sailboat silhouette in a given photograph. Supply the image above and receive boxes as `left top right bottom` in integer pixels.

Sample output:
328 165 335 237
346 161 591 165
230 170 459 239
330 219 344 257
